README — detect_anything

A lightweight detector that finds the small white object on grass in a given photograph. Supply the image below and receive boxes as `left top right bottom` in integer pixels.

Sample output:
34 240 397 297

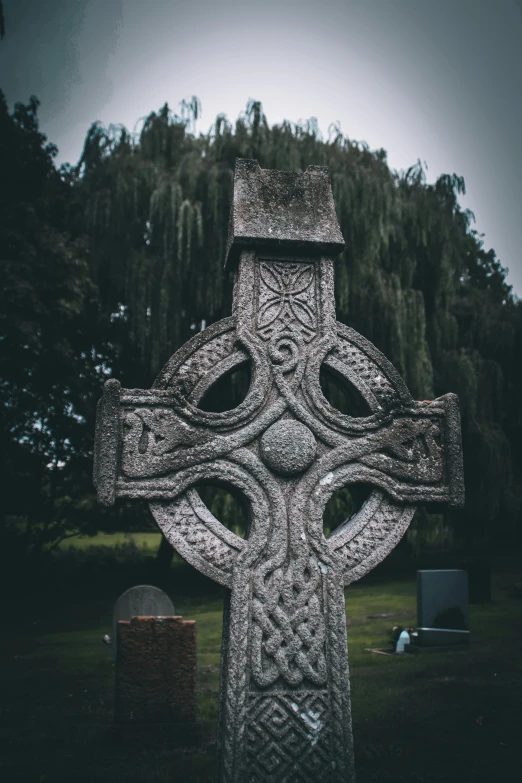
395 630 410 653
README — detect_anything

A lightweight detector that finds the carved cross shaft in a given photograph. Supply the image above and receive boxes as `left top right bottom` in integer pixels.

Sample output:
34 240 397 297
94 161 464 782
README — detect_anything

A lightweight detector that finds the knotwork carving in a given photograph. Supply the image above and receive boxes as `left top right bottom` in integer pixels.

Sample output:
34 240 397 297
257 261 317 342
251 549 327 689
94 160 463 782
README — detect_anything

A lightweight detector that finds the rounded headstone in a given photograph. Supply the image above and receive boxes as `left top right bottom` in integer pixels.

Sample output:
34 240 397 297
260 420 316 476
112 585 175 661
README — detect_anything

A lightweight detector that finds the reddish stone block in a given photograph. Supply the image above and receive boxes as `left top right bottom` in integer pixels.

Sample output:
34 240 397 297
114 615 198 741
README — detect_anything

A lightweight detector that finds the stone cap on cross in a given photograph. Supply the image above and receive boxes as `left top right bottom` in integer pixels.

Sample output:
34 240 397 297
225 159 346 266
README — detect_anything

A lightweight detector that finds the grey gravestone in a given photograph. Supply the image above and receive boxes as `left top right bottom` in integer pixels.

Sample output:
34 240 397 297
94 159 464 781
415 569 469 647
112 585 174 661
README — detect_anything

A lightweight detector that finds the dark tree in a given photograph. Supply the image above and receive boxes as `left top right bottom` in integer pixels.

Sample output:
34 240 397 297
0 93 113 558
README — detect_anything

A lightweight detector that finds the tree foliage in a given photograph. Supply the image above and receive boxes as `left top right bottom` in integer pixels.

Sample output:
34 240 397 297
2 94 521 561
0 92 122 557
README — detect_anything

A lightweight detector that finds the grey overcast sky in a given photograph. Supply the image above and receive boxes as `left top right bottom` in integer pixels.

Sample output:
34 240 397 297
1 0 521 294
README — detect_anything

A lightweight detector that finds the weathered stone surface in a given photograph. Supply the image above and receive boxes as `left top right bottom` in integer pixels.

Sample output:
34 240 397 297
94 159 464 781
225 159 346 266
260 419 317 476
112 584 175 662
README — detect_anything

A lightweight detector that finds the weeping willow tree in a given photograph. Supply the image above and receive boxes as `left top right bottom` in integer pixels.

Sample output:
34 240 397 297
69 98 522 554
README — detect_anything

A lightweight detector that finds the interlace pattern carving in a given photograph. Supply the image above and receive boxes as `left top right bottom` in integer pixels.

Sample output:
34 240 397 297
94 168 463 783
257 261 317 342
251 555 327 688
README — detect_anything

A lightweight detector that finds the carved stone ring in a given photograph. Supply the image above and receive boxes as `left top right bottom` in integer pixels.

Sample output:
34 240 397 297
94 159 464 782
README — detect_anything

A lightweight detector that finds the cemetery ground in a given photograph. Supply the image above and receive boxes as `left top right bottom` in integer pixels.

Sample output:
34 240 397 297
1 544 520 783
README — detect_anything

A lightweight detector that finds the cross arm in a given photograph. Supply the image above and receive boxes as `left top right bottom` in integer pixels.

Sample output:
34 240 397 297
93 376 285 507
354 393 464 508
310 393 464 510
93 378 222 507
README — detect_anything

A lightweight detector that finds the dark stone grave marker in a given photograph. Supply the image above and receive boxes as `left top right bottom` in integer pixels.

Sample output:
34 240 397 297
414 569 469 647
418 552 491 603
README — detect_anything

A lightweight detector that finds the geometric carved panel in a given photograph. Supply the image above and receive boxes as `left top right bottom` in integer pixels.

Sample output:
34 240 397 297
246 692 333 782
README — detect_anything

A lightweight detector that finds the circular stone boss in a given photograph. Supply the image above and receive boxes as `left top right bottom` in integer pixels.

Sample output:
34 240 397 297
260 420 317 476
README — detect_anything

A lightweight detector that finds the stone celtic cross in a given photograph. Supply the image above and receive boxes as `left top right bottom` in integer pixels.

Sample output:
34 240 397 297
94 159 464 782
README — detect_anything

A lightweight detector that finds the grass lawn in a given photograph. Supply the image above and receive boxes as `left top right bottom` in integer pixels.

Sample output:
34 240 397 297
1 556 520 782
58 532 163 551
